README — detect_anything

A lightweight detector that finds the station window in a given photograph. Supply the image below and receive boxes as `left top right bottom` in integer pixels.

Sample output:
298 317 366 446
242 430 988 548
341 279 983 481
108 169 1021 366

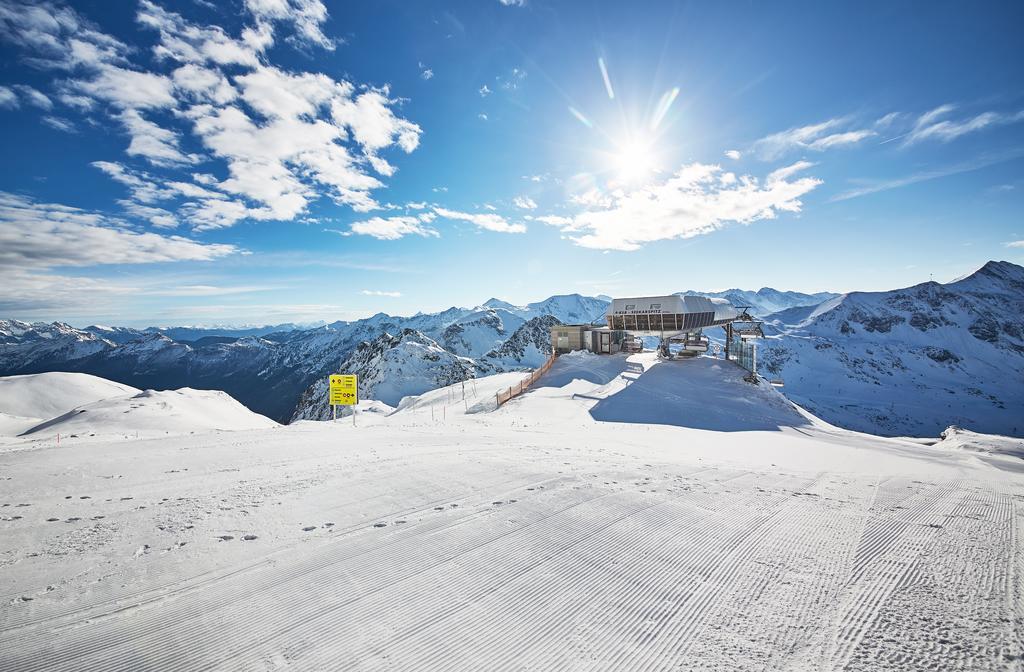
650 303 661 310
625 304 635 310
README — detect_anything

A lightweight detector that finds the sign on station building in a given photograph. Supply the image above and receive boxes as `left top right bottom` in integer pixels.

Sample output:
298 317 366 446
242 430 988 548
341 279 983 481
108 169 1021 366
329 374 358 406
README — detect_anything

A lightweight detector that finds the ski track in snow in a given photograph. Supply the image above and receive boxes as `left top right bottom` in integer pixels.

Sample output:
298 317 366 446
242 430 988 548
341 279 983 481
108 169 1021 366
0 357 1021 671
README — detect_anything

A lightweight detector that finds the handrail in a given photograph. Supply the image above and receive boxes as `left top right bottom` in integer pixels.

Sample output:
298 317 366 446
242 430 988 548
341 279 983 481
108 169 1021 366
495 352 557 407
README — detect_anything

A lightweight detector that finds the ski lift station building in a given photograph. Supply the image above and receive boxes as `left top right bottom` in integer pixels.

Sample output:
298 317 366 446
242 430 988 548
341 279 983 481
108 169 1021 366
607 295 739 335
550 295 741 355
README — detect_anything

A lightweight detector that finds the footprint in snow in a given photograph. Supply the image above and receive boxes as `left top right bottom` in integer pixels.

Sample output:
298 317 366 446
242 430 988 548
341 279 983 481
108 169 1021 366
242 534 258 541
302 526 316 532
217 535 234 541
46 518 59 522
372 522 387 528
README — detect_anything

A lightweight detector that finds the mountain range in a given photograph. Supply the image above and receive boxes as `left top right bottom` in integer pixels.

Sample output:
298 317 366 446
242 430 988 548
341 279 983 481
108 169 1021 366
757 261 1024 437
0 295 605 423
3 268 1019 438
676 288 839 316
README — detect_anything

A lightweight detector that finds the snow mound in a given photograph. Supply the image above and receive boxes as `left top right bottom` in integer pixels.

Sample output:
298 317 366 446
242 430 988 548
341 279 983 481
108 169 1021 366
933 425 1024 459
533 350 632 389
20 388 278 438
0 372 139 420
517 353 809 432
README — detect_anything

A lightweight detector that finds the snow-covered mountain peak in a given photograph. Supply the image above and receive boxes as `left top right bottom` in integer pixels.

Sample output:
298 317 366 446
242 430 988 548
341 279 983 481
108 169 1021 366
481 297 521 311
759 260 1024 437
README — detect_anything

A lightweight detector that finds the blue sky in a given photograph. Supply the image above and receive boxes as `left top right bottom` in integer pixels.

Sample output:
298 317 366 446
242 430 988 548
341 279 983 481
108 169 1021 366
1 0 1022 326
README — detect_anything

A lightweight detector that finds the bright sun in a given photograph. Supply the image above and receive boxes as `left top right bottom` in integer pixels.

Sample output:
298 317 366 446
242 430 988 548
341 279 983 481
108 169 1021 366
613 140 655 183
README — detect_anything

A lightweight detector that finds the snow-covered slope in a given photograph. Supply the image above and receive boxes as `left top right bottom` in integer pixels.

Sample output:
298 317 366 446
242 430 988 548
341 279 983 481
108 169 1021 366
1 351 1019 671
21 388 278 438
0 372 138 420
759 260 1024 437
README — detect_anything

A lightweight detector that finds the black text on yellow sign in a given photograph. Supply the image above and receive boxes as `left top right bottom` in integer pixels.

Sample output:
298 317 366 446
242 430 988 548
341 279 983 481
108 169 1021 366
329 374 358 406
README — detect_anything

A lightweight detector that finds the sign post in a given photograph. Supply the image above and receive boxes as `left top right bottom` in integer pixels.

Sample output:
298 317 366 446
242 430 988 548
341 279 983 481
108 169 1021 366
328 374 358 426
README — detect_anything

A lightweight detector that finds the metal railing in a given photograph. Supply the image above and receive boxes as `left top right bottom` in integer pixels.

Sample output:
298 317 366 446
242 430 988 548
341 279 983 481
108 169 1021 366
496 352 557 407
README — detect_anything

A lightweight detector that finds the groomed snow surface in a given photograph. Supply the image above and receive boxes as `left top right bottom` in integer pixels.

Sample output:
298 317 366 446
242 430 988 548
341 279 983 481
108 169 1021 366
1 355 1022 671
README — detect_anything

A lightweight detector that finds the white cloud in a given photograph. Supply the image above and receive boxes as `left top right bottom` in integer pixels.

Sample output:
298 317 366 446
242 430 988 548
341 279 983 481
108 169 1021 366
498 0 526 6
724 150 741 160
118 201 177 228
138 0 262 66
1 0 419 233
0 83 54 110
1004 240 1024 248
808 129 876 150
343 215 439 240
479 84 491 97
13 84 52 109
0 191 234 268
243 0 333 51
361 289 401 297
513 195 537 210
419 62 433 80
146 284 277 297
0 84 17 108
549 161 821 251
831 148 1024 202
904 104 1024 145
119 109 200 166
92 161 175 203
172 63 237 104
41 115 76 132
875 112 901 128
434 207 526 234
0 0 130 70
74 65 177 109
532 215 573 227
478 112 488 121
754 118 875 159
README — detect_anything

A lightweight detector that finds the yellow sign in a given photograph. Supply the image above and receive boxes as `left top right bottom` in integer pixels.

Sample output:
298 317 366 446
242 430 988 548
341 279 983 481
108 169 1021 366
329 374 358 406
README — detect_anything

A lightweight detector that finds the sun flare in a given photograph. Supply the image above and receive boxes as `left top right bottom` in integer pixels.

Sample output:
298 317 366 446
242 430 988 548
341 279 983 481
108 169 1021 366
612 139 656 183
